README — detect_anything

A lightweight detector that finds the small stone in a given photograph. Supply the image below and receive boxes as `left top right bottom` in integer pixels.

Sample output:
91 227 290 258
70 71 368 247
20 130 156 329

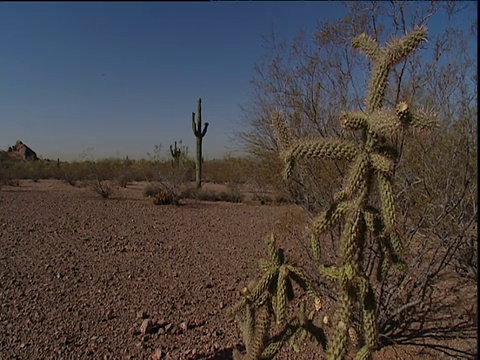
164 323 173 333
157 318 168 327
140 318 155 335
184 349 196 357
152 348 163 360
130 326 141 336
142 334 150 343
105 309 114 320
179 322 188 332
137 310 148 320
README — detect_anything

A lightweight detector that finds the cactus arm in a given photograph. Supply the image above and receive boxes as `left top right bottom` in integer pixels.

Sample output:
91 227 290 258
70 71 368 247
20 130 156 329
272 112 292 148
396 102 437 131
309 201 348 260
285 139 358 163
201 123 209 137
341 111 369 131
369 153 394 176
192 112 198 135
282 139 358 180
384 25 427 65
197 97 202 125
352 33 382 60
364 26 428 113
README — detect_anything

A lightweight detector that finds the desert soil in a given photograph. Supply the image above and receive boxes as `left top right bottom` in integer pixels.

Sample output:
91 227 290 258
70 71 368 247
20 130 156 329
0 180 477 360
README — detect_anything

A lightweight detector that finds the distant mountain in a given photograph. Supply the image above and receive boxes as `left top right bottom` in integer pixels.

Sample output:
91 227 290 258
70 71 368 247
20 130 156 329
6 140 38 161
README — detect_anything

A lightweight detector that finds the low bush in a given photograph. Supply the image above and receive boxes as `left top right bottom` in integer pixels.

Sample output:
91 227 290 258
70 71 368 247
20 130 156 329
143 182 163 197
144 179 182 205
152 190 178 205
90 179 115 199
115 175 130 188
180 184 244 203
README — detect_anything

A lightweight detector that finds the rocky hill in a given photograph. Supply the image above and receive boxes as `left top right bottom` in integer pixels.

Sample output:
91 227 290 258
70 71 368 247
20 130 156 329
6 140 38 161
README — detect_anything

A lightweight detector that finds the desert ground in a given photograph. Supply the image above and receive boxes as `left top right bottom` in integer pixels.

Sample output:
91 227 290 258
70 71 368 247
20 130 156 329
0 180 477 359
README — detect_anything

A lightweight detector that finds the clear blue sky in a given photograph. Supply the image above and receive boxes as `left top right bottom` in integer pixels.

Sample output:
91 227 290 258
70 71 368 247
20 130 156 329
0 1 346 161
0 2 476 161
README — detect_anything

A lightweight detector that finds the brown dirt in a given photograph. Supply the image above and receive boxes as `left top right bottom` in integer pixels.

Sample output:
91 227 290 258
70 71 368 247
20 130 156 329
0 180 477 359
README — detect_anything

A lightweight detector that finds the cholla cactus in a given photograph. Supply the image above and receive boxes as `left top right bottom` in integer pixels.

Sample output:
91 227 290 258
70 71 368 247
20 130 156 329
273 26 436 360
228 235 325 360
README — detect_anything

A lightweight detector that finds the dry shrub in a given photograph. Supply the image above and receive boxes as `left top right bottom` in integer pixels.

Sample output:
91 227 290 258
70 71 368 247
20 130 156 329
3 179 20 187
115 175 129 188
152 190 177 205
143 182 163 197
90 179 115 199
144 179 182 205
180 183 244 203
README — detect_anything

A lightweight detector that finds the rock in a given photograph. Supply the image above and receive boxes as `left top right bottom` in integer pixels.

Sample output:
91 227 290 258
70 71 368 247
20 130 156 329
184 349 197 357
7 140 38 161
137 310 148 320
157 318 168 327
164 323 173 333
105 309 114 320
140 318 156 335
179 322 188 332
152 348 163 360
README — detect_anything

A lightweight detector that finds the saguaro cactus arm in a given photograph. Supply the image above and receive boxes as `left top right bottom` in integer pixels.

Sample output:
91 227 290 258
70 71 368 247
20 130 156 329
191 112 197 134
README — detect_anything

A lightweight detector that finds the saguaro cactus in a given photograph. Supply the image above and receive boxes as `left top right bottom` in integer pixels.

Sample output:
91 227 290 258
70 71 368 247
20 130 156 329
191 98 209 188
169 141 182 169
273 26 436 360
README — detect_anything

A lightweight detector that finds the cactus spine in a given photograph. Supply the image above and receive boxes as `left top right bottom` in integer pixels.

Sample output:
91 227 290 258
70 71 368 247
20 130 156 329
191 98 208 188
273 26 436 360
